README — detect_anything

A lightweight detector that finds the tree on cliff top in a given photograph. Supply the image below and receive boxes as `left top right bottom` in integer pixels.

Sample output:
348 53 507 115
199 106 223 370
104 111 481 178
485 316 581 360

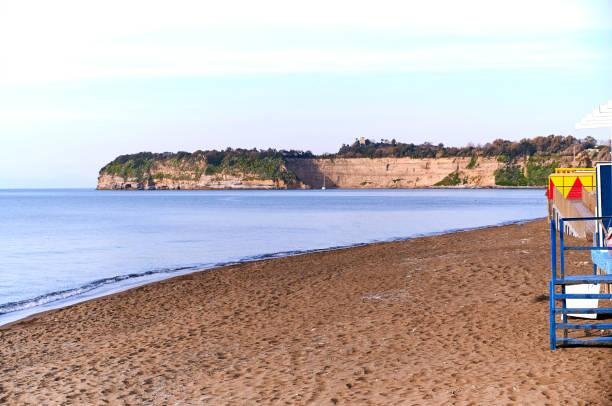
335 135 595 160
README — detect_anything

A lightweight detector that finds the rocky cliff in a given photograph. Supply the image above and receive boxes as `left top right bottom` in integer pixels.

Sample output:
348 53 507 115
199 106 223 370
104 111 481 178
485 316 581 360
98 155 503 190
97 171 288 190
97 151 301 190
285 156 501 188
98 140 605 190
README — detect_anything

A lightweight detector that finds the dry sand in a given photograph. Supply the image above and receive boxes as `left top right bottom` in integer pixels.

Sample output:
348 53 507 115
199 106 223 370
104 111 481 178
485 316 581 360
0 220 610 404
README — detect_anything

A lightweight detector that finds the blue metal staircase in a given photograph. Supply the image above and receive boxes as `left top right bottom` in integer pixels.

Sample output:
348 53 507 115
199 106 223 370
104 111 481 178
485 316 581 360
549 217 612 349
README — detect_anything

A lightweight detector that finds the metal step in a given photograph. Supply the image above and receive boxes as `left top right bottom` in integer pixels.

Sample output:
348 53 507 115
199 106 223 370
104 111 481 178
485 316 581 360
555 293 612 300
555 293 612 299
555 307 612 314
556 323 612 329
556 337 612 346
554 275 612 284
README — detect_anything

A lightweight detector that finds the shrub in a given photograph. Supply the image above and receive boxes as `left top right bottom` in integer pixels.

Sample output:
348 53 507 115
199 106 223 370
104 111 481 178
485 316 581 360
494 165 527 186
435 171 462 186
525 158 557 186
466 155 478 169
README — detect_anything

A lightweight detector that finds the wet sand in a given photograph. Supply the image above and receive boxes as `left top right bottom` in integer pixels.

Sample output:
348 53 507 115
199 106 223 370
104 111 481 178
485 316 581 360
1 220 610 404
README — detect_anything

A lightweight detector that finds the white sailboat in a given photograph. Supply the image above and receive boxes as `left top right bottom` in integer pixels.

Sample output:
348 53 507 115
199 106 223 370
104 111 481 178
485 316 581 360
321 175 326 190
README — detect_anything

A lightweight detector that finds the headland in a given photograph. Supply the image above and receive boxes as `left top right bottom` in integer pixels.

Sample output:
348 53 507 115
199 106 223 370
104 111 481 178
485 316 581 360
97 135 608 190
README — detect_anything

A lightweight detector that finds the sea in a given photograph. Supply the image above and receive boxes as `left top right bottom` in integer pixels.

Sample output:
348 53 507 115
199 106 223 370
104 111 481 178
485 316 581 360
0 188 546 325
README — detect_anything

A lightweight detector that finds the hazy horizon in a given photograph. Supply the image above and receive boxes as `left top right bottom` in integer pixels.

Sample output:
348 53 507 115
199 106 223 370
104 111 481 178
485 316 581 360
1 0 611 188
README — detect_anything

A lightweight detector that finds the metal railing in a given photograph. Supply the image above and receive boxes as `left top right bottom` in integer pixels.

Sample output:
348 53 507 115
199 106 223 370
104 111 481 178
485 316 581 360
549 216 612 349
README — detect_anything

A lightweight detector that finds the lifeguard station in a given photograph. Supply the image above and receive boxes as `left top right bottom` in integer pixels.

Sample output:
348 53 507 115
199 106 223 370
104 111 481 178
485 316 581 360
548 101 612 349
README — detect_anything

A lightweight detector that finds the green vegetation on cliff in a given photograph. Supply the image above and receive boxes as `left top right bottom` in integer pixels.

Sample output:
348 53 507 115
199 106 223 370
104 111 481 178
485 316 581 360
466 155 478 169
100 149 298 184
202 149 297 184
524 157 559 185
434 171 467 186
101 152 158 182
494 165 527 186
494 157 559 186
335 135 597 160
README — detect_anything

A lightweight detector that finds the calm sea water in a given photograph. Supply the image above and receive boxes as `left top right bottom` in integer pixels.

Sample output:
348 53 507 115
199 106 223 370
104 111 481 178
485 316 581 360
0 189 545 325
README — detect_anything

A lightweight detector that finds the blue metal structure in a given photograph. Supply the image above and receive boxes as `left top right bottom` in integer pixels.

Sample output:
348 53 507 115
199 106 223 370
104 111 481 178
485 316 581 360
549 216 612 349
596 164 612 233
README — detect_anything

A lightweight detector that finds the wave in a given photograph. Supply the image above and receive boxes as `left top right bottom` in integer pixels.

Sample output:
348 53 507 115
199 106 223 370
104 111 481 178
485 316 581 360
0 216 542 319
0 265 198 316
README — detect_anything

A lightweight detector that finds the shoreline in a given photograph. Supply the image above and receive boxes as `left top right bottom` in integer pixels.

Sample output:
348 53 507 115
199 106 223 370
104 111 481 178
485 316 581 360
0 216 544 328
4 186 547 191
95 186 548 191
1 219 609 404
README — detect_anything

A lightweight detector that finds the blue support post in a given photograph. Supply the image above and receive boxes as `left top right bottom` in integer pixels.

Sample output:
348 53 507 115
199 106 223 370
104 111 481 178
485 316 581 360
549 279 556 350
558 219 567 338
593 230 598 275
559 219 565 279
550 220 556 280
549 220 557 350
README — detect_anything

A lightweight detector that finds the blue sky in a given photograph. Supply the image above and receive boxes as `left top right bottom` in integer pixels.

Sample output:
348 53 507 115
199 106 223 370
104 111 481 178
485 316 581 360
0 0 611 188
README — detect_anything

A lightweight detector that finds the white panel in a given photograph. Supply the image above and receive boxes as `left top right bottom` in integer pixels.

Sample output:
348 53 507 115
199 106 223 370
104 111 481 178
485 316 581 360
566 284 600 319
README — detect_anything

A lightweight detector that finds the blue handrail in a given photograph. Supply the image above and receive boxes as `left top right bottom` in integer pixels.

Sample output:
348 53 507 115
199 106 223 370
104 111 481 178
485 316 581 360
558 216 612 221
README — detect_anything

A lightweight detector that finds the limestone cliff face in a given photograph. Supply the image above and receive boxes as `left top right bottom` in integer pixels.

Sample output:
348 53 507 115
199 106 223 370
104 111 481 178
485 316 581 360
97 159 296 190
285 157 502 188
98 155 506 190
97 172 286 190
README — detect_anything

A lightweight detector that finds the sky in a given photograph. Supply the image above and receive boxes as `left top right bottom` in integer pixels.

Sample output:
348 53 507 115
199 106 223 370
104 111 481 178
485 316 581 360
0 0 611 188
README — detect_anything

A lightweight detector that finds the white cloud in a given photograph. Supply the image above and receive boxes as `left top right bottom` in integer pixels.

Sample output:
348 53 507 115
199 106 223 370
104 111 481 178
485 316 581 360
0 42 600 86
0 109 95 123
0 0 607 85
1 0 603 36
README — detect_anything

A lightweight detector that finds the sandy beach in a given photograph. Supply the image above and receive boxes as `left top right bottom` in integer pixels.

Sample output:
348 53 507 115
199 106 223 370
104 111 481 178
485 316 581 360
1 219 610 404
